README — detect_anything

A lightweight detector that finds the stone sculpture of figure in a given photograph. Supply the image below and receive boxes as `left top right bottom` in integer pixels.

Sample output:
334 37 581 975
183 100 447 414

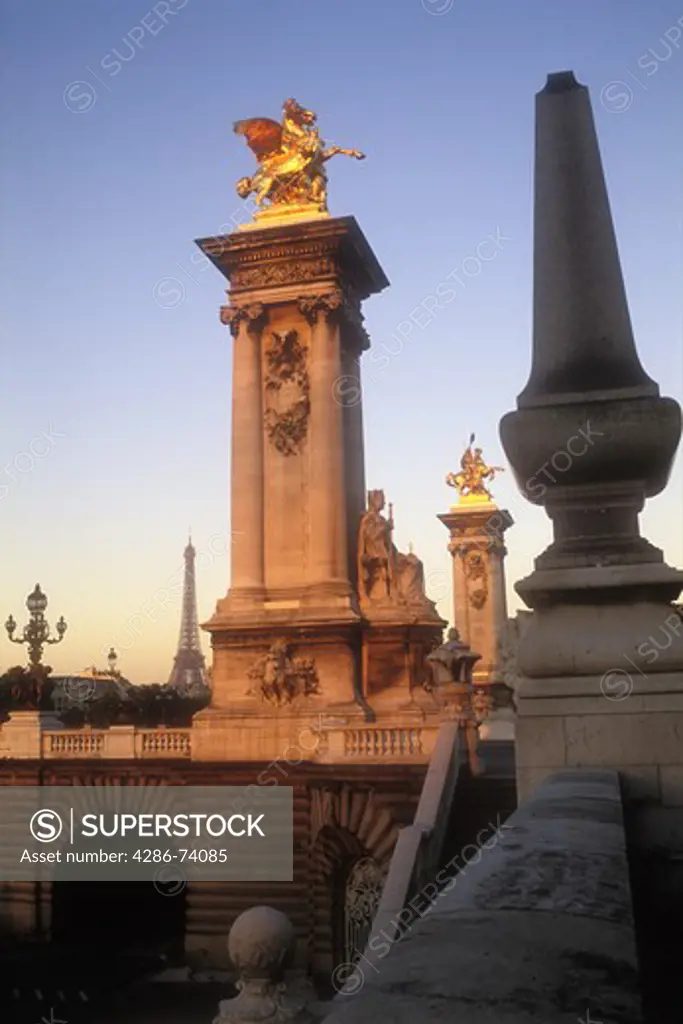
446 433 505 501
426 628 478 685
426 628 484 775
4 667 53 711
261 641 289 701
394 545 427 605
358 492 432 608
357 489 394 602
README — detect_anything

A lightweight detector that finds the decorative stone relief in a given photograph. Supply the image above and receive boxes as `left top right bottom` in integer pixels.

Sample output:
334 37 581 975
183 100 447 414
232 256 336 290
247 640 320 706
263 329 310 456
465 550 488 609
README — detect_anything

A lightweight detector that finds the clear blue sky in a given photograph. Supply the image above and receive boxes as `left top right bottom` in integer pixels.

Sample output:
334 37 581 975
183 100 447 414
1 0 681 682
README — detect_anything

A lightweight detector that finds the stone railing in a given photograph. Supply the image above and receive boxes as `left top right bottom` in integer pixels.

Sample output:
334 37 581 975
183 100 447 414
321 770 642 1023
135 728 191 757
316 725 430 763
40 727 192 759
39 727 192 759
0 719 192 760
357 721 460 969
43 730 105 757
342 727 423 759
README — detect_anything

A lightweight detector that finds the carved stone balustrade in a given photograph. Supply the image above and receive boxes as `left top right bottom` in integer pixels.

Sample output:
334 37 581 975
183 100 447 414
0 717 192 759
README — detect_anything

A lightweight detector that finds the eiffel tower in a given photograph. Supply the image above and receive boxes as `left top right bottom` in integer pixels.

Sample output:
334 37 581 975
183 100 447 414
168 536 208 694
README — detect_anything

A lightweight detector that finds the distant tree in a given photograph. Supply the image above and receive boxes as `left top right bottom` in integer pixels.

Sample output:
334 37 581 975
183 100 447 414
84 689 132 728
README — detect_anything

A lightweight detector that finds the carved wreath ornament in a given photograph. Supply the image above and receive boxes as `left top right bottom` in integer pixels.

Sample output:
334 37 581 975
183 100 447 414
264 329 310 456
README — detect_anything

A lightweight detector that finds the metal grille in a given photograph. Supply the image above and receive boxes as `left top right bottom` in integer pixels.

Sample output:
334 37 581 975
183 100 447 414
344 857 385 963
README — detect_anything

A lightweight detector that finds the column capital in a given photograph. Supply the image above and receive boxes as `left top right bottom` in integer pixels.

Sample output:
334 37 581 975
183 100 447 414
220 302 267 336
298 290 370 350
448 540 468 558
298 289 345 325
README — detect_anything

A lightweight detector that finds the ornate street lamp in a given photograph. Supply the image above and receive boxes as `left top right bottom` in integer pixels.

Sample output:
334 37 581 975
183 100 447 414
5 584 67 668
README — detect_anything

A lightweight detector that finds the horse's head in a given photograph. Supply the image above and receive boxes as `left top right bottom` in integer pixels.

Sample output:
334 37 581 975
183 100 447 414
283 98 316 126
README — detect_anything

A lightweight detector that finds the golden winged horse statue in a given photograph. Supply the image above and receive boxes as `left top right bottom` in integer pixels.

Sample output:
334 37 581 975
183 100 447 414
233 98 365 213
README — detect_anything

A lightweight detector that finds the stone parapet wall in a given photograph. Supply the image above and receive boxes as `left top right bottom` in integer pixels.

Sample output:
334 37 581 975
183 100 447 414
0 714 441 764
321 770 641 1024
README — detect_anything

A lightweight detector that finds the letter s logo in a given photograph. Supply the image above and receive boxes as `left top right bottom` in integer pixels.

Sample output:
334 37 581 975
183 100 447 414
30 809 63 842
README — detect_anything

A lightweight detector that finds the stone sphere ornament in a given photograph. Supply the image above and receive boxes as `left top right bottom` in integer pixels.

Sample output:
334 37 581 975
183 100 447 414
228 905 294 981
214 906 322 1023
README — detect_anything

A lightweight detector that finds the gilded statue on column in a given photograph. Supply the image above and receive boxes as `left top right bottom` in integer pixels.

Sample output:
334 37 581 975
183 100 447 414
446 434 505 502
233 98 365 215
357 490 432 609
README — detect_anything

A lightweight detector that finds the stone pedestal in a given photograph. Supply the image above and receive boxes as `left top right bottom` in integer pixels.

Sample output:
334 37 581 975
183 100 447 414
0 710 62 759
361 619 443 712
438 500 513 686
103 724 136 758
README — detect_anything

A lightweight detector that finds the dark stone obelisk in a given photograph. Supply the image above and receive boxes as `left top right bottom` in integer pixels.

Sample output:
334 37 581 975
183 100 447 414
499 72 683 800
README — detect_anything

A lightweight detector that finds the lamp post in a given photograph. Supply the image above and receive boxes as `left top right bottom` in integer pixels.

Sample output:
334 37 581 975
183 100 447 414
5 584 67 668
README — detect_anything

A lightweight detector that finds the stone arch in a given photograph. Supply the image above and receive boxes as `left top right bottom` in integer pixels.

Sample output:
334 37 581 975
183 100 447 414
308 785 399 981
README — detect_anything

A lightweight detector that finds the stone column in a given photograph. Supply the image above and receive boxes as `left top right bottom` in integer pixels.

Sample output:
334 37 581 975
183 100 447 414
299 291 350 598
487 544 509 675
449 541 470 641
342 347 367 594
499 72 683 800
221 303 267 602
439 505 514 683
